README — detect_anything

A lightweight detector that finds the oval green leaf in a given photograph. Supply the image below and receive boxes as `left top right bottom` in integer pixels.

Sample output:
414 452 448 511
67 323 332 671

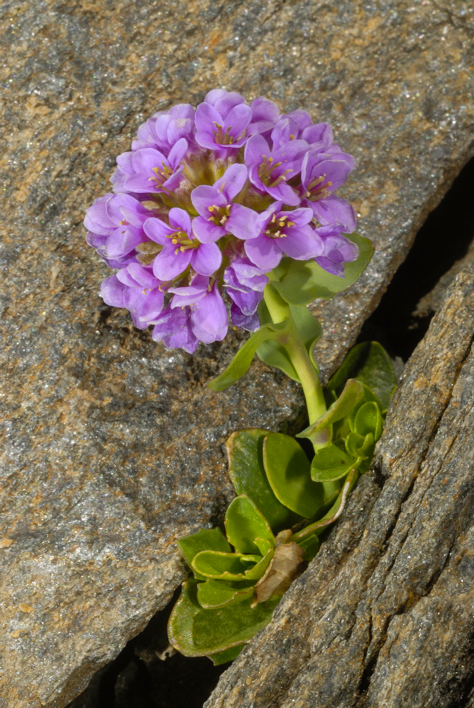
354 401 383 439
197 580 254 609
326 341 397 411
178 527 232 580
270 233 374 305
310 443 358 483
226 429 300 532
168 579 280 658
225 495 275 555
263 433 325 518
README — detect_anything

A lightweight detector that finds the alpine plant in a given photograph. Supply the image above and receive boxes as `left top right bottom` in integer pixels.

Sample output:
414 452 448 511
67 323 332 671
85 90 358 353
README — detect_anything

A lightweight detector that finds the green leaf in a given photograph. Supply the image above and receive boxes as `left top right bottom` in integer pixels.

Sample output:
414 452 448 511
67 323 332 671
225 495 275 555
326 341 397 411
291 468 359 543
208 321 289 391
209 644 246 665
344 431 365 458
197 580 254 609
297 533 320 562
354 401 383 440
168 579 280 658
270 233 374 305
297 379 364 445
289 303 323 370
178 528 232 580
226 429 300 531
310 443 359 483
263 433 325 518
192 550 251 580
256 300 300 382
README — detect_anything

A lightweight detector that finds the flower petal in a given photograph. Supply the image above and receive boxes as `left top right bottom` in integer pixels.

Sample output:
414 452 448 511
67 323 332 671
279 225 324 260
191 242 222 276
192 216 225 244
153 245 192 280
244 234 282 270
226 204 260 240
213 163 248 201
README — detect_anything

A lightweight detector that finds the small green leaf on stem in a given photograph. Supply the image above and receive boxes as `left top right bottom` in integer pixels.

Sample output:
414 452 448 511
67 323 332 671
270 233 374 306
208 321 289 391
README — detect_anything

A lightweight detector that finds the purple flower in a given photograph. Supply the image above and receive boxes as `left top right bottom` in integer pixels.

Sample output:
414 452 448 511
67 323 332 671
195 91 252 153
224 257 268 330
245 135 306 206
143 208 222 280
191 164 260 243
247 97 280 139
170 275 228 345
86 92 361 352
151 305 199 354
112 139 188 194
132 104 197 154
300 150 357 232
84 193 150 267
271 111 333 152
314 225 359 276
101 263 165 328
244 202 323 270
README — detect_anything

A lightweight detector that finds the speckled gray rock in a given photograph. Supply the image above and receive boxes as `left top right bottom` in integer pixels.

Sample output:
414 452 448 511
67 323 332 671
205 265 474 708
1 0 473 706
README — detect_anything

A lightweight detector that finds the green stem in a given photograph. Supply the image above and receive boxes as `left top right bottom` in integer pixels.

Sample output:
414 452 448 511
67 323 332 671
263 285 326 426
263 284 342 499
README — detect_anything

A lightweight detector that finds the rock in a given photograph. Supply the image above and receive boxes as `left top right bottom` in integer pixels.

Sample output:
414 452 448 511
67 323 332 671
1 0 473 705
205 264 474 708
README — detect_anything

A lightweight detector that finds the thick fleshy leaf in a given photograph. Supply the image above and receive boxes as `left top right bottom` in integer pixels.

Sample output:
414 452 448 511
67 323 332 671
209 644 246 666
225 495 274 555
256 300 300 382
226 429 300 532
345 431 375 461
271 233 374 305
354 401 383 440
197 580 254 609
326 341 397 412
263 433 325 518
310 443 358 483
208 320 289 391
291 468 359 543
290 302 323 370
345 431 366 458
297 533 320 562
179 527 231 580
297 379 364 445
192 550 252 580
168 579 280 659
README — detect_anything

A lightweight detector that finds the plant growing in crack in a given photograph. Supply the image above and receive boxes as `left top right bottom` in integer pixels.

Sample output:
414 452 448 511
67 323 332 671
84 89 397 665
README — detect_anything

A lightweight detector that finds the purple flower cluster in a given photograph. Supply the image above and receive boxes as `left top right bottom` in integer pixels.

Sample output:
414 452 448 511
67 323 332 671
85 90 358 353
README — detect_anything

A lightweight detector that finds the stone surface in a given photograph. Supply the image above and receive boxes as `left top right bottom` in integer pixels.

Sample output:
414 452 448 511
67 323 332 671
1 0 473 706
205 264 474 708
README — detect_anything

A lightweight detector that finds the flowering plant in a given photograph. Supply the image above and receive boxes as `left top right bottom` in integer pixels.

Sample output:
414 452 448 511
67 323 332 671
85 89 365 352
85 90 394 664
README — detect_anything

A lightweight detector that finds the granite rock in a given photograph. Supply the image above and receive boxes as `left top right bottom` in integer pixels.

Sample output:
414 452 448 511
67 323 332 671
1 0 473 705
205 264 474 708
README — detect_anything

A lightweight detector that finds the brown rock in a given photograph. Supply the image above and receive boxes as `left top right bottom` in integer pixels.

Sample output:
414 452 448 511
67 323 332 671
205 263 474 708
1 0 473 705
